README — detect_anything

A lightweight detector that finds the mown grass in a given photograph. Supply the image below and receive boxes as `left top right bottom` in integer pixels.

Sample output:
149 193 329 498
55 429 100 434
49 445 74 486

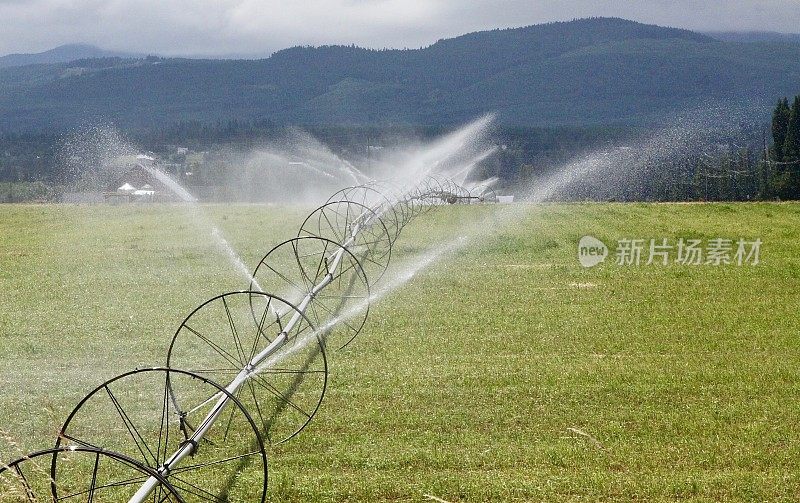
1 202 799 501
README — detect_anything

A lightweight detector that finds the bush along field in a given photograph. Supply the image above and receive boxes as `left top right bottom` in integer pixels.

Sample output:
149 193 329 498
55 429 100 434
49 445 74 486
1 202 799 502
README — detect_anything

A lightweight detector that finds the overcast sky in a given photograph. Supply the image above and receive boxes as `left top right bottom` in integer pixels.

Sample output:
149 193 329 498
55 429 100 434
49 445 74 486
2 0 799 57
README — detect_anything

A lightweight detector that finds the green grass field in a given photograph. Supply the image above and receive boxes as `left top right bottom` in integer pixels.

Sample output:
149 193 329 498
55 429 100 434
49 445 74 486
1 202 799 501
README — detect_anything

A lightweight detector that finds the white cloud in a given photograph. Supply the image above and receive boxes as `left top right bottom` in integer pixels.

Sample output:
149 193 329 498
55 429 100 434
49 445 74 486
1 0 799 56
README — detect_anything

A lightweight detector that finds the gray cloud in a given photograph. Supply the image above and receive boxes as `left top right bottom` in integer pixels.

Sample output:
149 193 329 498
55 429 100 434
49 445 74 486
2 0 799 56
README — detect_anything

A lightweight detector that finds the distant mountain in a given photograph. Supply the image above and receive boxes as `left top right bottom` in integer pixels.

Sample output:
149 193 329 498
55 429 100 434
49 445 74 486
1 18 800 131
705 31 800 43
0 44 143 68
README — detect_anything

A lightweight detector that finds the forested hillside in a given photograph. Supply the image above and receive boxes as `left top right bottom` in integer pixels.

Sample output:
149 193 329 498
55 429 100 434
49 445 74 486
1 18 799 131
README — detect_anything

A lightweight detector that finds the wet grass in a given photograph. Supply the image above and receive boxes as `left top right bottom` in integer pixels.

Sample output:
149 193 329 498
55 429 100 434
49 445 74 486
1 202 799 501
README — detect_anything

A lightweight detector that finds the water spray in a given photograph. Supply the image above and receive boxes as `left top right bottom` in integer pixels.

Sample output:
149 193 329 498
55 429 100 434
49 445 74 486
0 161 489 501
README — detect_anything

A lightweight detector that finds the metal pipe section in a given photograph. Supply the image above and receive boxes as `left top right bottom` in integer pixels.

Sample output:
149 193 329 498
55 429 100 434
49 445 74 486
127 183 418 503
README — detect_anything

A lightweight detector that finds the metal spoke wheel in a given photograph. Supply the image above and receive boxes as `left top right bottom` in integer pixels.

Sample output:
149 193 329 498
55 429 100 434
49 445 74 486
251 237 370 350
366 180 414 226
168 291 327 444
298 200 393 284
55 368 267 503
426 174 469 204
408 183 436 214
0 446 184 502
326 185 402 243
415 176 447 207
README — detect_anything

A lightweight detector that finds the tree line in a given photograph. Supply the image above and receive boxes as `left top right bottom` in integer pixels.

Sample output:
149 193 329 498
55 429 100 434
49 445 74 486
768 96 800 199
2 105 800 202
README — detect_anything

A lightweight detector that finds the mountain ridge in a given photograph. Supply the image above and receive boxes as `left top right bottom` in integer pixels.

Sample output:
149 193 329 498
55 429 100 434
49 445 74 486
0 44 145 68
1 18 799 131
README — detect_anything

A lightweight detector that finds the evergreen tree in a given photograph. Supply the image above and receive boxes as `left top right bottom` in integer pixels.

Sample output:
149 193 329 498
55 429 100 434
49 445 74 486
771 98 791 161
783 95 800 162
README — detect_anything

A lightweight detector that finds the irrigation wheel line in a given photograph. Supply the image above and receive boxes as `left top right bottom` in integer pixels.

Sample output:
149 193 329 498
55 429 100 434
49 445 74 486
3 173 482 503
